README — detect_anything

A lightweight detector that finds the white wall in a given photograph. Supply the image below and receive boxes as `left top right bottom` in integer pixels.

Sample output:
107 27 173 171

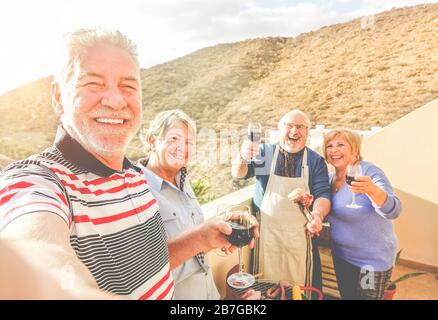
361 98 438 267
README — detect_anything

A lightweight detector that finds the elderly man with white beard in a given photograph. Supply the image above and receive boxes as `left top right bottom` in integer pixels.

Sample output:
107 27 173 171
231 110 331 299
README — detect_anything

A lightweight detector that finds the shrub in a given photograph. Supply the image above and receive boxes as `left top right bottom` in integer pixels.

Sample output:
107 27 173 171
191 178 217 205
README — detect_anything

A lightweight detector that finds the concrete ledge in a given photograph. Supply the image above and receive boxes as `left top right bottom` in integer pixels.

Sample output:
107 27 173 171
201 184 254 220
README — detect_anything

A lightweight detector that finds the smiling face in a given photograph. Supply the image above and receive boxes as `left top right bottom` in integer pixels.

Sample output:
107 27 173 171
325 134 358 171
52 42 142 165
278 111 309 153
152 121 195 174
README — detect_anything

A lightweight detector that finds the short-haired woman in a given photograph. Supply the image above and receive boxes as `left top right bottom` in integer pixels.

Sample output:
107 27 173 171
323 128 402 300
138 109 220 300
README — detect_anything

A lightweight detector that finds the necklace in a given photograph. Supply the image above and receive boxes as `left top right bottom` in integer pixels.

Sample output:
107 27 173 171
333 175 346 193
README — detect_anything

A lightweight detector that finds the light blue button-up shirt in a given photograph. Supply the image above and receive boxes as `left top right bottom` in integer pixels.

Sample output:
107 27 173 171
138 163 220 300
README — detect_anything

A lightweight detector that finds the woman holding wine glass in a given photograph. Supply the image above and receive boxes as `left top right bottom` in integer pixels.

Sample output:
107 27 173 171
323 128 402 300
138 109 259 299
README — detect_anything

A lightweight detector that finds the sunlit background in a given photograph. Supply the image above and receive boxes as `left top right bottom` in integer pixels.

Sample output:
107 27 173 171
1 0 436 95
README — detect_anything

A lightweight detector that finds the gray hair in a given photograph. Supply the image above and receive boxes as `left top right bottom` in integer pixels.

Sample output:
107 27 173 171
54 28 139 87
143 109 197 154
278 109 311 129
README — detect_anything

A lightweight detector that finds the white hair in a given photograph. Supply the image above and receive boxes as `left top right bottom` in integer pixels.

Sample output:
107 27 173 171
54 28 139 87
278 109 311 129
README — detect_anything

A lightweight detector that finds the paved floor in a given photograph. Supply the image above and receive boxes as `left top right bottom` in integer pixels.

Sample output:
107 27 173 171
391 264 438 300
320 247 438 300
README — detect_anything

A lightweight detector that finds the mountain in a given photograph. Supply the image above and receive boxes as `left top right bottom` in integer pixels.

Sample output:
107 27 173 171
0 154 13 169
0 3 437 198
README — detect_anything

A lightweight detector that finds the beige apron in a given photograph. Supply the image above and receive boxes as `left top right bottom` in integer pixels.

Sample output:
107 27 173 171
257 146 313 296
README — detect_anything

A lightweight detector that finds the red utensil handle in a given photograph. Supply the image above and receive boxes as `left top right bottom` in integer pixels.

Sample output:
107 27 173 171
299 286 323 300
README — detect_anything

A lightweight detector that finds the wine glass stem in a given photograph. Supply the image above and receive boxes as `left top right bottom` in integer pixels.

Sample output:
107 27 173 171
351 192 356 205
238 248 243 274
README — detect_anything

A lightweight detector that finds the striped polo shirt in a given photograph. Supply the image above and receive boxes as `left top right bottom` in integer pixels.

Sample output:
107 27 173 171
0 126 174 299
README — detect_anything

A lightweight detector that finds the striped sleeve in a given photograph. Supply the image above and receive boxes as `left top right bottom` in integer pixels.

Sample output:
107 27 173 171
0 166 71 231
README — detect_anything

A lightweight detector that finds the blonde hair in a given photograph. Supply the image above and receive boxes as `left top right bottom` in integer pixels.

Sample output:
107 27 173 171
54 28 139 87
143 109 196 155
323 128 363 161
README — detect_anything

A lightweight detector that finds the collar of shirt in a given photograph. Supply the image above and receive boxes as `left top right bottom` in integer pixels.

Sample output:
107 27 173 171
278 144 305 157
54 125 136 177
139 162 184 193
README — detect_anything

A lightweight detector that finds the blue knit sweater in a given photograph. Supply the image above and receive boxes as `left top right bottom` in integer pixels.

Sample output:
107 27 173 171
328 161 402 271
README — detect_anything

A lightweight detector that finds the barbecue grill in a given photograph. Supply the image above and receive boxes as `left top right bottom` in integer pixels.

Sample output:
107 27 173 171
225 265 323 300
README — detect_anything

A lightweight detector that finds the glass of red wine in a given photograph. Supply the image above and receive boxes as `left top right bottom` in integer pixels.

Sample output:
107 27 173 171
215 204 232 257
225 205 256 289
346 164 363 208
247 122 262 161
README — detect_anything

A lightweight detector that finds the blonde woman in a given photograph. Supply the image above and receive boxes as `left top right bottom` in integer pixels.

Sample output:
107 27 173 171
323 128 402 300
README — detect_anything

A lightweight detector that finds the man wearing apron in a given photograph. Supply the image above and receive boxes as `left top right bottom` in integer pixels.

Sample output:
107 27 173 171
232 110 331 299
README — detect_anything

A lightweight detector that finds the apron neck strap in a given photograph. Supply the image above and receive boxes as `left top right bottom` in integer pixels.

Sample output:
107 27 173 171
270 145 280 175
302 148 309 192
302 147 308 171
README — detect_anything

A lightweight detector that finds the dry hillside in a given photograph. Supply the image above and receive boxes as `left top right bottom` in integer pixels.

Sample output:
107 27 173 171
0 4 437 199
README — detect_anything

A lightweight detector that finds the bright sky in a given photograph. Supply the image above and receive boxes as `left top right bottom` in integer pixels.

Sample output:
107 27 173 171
1 0 436 95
